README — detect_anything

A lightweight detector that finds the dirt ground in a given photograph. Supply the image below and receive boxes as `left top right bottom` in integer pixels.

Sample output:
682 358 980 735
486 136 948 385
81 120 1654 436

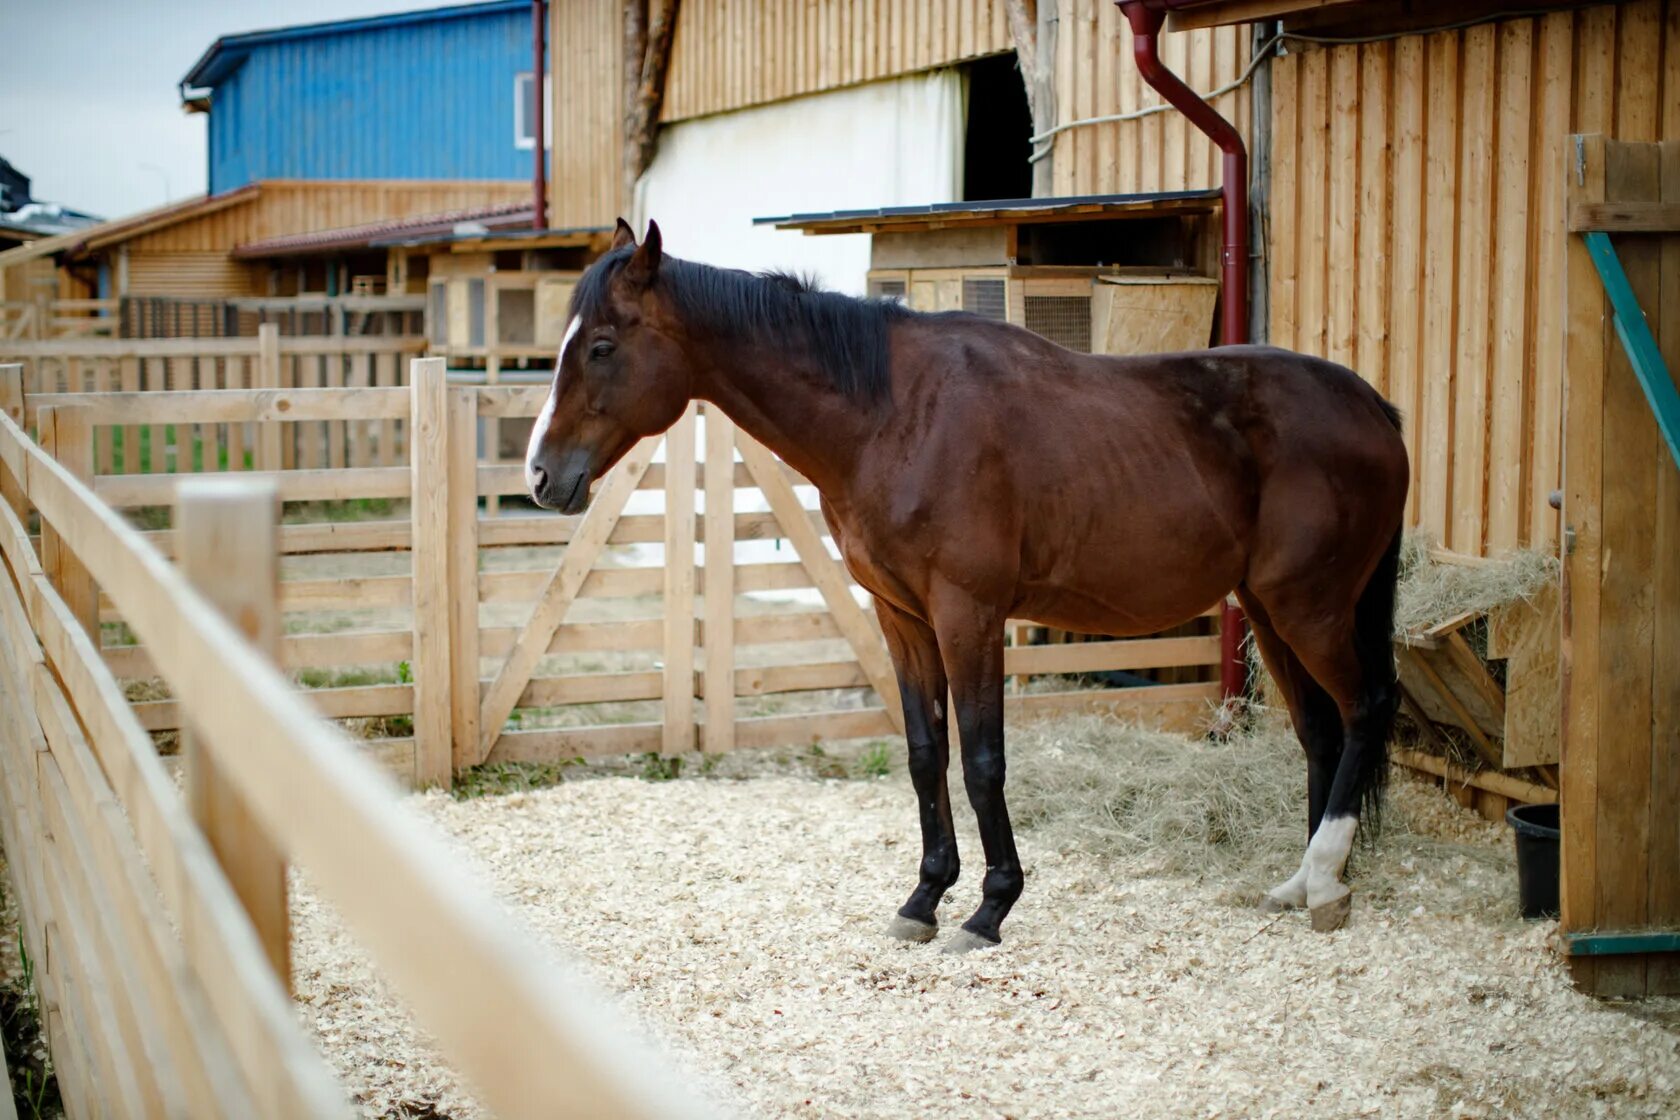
291 726 1680 1120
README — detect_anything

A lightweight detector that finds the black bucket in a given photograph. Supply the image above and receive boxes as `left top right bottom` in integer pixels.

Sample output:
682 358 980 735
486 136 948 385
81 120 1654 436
1507 803 1561 919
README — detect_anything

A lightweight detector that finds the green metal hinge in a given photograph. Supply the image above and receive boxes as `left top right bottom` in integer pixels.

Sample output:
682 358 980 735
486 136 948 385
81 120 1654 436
1582 231 1680 472
1564 929 1680 957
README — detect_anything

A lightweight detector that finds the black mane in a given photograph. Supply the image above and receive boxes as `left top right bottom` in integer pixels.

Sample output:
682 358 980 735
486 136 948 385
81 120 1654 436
570 247 911 403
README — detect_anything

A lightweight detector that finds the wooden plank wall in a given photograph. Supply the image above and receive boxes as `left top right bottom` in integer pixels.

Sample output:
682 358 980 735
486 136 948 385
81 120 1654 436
550 0 1249 229
551 0 627 231
126 181 532 254
660 0 1012 122
1267 0 1680 557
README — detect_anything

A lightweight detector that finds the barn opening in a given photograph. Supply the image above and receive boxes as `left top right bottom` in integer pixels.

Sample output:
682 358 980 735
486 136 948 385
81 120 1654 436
962 53 1034 203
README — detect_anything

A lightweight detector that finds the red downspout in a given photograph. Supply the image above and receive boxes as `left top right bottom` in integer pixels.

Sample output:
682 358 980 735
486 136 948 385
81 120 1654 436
1116 0 1249 701
531 0 548 230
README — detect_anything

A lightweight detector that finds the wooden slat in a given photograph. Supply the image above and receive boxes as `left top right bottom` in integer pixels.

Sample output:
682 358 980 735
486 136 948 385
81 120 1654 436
703 407 736 753
662 405 698 755
29 387 412 426
447 389 481 769
96 465 408 507
409 358 451 787
477 440 657 757
736 433 903 735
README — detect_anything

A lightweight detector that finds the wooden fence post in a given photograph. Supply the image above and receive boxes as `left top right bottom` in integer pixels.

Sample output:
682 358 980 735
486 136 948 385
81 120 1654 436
174 476 292 992
0 363 25 522
446 386 480 769
37 404 99 640
255 323 281 472
702 406 736 754
662 403 697 755
410 357 453 787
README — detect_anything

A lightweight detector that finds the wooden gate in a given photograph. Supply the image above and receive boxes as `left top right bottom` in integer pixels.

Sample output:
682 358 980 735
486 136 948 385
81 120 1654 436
445 385 1227 771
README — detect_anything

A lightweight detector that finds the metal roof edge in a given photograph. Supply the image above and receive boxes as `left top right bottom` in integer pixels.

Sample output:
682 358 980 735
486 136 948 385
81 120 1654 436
180 0 528 91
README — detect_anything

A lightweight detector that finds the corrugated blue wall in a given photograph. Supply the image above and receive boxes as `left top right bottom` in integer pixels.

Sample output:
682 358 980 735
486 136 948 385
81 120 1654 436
208 8 533 191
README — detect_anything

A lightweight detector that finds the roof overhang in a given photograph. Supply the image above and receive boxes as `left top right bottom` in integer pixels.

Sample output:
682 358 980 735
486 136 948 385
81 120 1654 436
1157 0 1587 33
756 190 1222 236
0 184 261 270
179 0 528 102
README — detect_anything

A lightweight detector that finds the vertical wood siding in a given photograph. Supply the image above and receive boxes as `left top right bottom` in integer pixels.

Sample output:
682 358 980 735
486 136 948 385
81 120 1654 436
550 0 625 230
551 0 1251 231
1267 0 1680 557
660 0 1012 121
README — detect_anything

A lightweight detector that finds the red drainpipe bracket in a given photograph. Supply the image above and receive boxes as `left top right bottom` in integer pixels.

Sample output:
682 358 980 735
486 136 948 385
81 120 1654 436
1115 0 1250 701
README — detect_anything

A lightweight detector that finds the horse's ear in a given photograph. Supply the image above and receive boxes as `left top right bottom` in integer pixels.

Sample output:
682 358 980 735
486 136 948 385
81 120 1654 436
623 220 663 288
610 217 637 252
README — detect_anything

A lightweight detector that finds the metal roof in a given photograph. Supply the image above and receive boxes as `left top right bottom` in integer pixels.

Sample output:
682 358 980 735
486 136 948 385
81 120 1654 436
755 190 1223 234
232 201 534 258
180 0 527 92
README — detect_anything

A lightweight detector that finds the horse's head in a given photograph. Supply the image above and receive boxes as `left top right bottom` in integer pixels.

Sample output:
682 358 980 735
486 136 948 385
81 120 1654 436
524 218 690 513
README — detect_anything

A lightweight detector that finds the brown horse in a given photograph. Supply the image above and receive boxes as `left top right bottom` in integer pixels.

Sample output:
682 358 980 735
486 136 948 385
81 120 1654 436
526 220 1410 951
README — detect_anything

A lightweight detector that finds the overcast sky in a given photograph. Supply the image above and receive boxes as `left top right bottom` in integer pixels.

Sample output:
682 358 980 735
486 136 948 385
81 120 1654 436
1 0 483 220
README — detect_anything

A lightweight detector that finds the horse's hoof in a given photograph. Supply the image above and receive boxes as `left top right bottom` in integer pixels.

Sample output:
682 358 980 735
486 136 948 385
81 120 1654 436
886 915 938 943
1309 889 1352 932
1259 892 1297 914
941 928 1001 955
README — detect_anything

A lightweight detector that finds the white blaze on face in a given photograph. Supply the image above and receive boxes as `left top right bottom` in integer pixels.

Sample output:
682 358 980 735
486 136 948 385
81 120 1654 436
525 315 582 495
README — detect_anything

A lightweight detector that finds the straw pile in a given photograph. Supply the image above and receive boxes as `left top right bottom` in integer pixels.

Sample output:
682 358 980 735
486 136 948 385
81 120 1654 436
1393 532 1557 637
292 714 1679 1120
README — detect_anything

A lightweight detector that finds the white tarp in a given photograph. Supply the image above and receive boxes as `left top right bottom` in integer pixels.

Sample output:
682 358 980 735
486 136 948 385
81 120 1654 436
633 70 965 294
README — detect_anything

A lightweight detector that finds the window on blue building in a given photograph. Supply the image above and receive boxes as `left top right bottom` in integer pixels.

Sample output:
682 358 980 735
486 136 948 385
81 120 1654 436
514 73 553 150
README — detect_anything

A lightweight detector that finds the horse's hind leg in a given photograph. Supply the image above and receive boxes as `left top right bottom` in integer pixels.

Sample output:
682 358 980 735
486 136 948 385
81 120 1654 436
876 599 959 943
1251 537 1401 931
1238 589 1342 913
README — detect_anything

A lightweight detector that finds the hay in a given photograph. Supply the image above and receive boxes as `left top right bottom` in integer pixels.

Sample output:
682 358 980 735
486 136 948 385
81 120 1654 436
1393 531 1557 636
1006 714 1304 878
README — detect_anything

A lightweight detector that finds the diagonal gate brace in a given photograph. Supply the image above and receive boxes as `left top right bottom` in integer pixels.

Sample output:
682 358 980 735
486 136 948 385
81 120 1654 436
1583 230 1680 471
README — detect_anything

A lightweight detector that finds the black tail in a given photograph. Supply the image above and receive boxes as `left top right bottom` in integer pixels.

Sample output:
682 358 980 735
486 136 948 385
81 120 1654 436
1350 525 1402 835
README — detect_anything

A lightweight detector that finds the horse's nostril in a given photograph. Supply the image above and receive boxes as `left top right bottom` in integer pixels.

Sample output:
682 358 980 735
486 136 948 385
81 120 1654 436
531 465 547 493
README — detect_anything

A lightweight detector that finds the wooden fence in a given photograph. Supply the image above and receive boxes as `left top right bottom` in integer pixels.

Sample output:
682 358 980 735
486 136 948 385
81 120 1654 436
5 350 1227 792
1 327 425 475
0 299 119 341
0 366 706 1116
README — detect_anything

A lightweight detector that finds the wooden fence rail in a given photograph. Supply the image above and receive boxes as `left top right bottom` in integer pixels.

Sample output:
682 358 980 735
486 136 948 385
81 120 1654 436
0 363 705 1117
7 353 1228 794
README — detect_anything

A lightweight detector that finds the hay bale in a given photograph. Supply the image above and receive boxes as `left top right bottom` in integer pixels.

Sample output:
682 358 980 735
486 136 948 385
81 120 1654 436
1393 532 1557 637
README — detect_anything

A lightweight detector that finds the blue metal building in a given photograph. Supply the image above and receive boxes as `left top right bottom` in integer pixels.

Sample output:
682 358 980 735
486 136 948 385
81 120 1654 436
180 1 539 193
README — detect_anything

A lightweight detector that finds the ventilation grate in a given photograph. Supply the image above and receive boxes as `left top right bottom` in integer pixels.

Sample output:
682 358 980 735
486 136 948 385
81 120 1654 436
1024 295 1092 352
868 278 907 303
961 277 1007 321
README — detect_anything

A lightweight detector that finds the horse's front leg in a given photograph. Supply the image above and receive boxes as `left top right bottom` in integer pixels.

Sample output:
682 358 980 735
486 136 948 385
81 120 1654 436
876 599 958 942
932 599 1021 953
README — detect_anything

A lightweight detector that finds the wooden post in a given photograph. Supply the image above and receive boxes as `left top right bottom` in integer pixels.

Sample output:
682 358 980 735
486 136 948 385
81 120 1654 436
37 405 99 640
254 323 281 472
701 406 735 754
662 403 697 755
446 386 481 770
410 357 453 787
174 477 292 993
0 363 25 522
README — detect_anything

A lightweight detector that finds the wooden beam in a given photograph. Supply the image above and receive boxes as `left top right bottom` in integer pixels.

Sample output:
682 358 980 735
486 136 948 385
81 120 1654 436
1569 200 1680 233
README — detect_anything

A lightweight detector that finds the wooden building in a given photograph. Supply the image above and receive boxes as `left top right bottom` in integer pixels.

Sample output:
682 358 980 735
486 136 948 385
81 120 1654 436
0 180 532 321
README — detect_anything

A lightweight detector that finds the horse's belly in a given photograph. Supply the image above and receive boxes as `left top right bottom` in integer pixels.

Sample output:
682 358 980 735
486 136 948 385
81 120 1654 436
1012 530 1244 637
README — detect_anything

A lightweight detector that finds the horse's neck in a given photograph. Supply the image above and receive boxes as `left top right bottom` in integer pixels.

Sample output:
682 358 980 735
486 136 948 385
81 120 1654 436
691 341 873 494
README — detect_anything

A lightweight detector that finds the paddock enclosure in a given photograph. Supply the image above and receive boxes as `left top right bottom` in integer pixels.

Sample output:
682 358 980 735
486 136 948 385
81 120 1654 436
0 357 721 1116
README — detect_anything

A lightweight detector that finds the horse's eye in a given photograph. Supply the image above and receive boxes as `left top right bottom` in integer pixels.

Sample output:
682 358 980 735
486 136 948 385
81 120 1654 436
590 340 615 361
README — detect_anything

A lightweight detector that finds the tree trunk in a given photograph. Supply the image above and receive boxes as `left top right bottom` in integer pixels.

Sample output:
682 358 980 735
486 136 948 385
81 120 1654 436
1006 0 1058 197
623 0 682 210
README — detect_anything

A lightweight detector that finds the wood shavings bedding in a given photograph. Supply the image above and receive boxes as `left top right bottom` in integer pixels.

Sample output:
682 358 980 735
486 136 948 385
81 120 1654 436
291 750 1679 1120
